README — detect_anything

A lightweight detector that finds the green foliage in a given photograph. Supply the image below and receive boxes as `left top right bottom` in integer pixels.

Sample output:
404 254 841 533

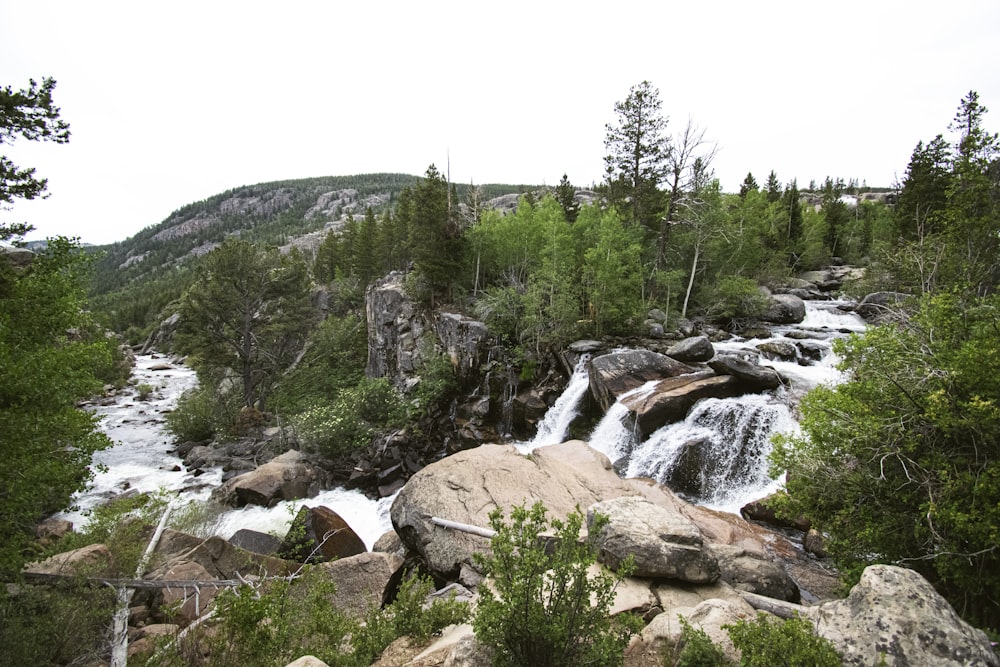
166 383 241 442
724 613 841 667
472 502 641 667
603 80 670 231
137 382 155 400
149 568 468 667
664 617 732 667
175 239 317 411
407 164 466 305
270 313 367 416
771 292 1000 628
293 378 408 459
0 579 117 665
52 492 170 575
0 237 116 576
1 77 71 220
196 567 354 667
412 351 461 417
700 276 769 325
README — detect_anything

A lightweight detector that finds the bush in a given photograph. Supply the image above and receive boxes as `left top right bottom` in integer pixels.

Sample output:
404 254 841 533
701 276 769 325
292 378 408 459
165 386 219 442
147 568 469 667
472 502 641 667
165 384 241 442
665 617 732 666
724 613 841 667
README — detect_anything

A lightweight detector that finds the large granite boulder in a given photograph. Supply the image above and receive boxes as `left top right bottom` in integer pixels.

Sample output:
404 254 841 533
761 293 806 324
214 450 324 507
316 551 405 620
586 496 719 583
708 355 783 391
710 544 799 602
813 565 998 666
588 350 697 412
279 505 367 563
666 336 715 363
390 441 637 579
619 372 740 438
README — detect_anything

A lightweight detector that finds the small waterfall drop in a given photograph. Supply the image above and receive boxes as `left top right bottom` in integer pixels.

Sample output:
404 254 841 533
623 394 795 513
586 380 658 465
517 355 591 453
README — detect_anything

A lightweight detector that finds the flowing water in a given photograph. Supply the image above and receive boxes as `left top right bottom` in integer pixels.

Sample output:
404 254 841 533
66 301 863 541
58 354 394 549
520 300 866 514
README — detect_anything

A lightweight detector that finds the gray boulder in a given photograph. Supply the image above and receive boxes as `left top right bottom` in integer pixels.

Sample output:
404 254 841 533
586 496 719 584
214 450 324 507
620 372 740 437
666 335 715 362
813 565 998 666
708 355 783 391
316 551 404 620
761 293 806 324
588 349 697 412
710 544 799 602
279 505 367 563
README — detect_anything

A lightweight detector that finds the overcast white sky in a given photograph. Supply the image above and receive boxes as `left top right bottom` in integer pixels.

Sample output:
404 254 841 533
3 1 998 245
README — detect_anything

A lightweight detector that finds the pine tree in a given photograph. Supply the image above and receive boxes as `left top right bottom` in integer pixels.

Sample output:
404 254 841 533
739 172 759 199
603 81 670 231
555 173 579 223
408 165 464 305
765 170 782 203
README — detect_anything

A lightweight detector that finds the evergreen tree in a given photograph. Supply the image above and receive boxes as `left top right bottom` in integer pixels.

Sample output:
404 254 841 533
765 170 782 203
555 173 579 223
602 81 670 231
408 165 464 305
354 206 378 284
782 180 803 254
176 239 316 412
1 77 71 237
739 172 759 199
895 136 952 241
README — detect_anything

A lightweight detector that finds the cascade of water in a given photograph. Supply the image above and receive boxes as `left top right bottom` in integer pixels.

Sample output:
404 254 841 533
624 394 796 513
581 300 862 515
517 355 591 453
586 380 659 465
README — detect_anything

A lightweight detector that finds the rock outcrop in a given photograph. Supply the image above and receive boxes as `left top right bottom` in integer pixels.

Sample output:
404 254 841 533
587 497 720 583
389 440 828 600
588 350 698 413
812 565 998 666
214 450 325 507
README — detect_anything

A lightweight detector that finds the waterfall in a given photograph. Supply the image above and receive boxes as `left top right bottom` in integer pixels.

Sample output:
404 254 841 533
622 394 795 513
580 300 864 515
517 356 591 453
586 380 658 466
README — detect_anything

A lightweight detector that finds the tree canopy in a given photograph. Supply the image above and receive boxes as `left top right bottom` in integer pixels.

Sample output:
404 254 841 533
1 77 71 239
175 239 316 413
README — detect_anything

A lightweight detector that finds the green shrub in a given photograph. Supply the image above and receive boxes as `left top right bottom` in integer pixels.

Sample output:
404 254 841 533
472 501 642 667
724 613 841 667
137 383 155 400
165 386 220 442
292 378 407 459
701 276 769 325
665 616 733 666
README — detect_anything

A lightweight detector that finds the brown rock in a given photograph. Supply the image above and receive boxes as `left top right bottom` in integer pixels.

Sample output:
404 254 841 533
279 505 367 563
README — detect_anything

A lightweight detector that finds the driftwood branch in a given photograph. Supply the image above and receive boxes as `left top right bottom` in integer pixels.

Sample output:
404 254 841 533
740 591 818 620
431 517 496 539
